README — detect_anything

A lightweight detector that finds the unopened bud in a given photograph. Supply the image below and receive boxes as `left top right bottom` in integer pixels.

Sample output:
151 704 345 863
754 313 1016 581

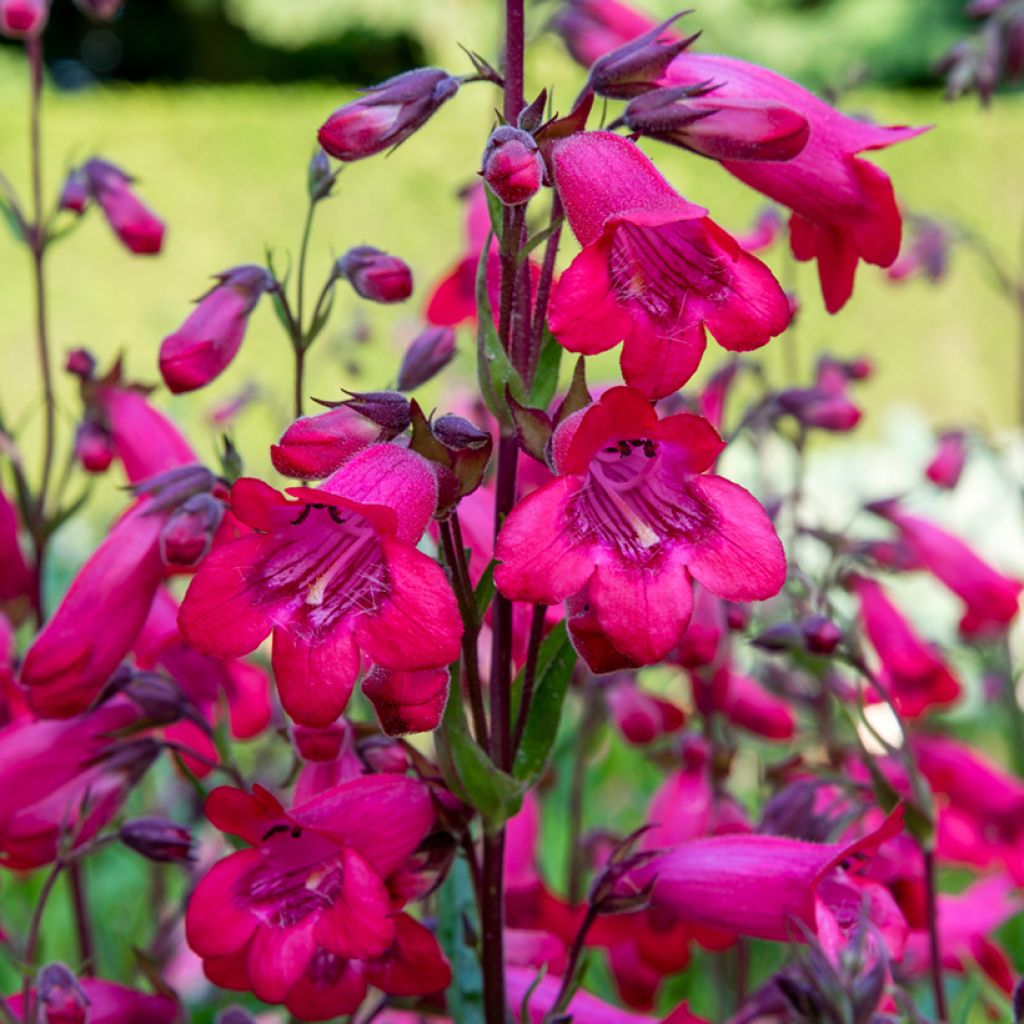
318 67 460 162
358 735 409 774
0 0 48 39
120 817 194 863
115 670 204 728
481 126 544 207
430 414 493 500
587 14 698 99
926 430 967 490
58 170 90 215
330 390 412 434
95 737 161 785
801 614 842 654
336 246 413 304
752 621 804 652
307 147 336 201
397 326 456 391
74 419 115 474
133 464 216 513
37 962 89 1024
217 1009 258 1024
159 491 225 568
65 347 97 379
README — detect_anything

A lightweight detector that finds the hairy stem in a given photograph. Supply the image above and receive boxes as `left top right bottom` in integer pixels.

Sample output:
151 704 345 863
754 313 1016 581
526 194 563 386
511 603 547 756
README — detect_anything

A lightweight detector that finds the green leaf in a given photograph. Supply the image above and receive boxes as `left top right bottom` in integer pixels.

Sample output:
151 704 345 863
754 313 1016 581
0 195 26 244
484 185 504 242
441 664 525 830
513 621 576 781
303 282 336 349
518 216 563 265
475 233 524 426
529 326 563 410
437 857 485 1024
474 559 498 621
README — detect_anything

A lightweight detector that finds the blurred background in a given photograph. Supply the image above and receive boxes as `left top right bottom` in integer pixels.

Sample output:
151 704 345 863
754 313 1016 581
0 0 1021 501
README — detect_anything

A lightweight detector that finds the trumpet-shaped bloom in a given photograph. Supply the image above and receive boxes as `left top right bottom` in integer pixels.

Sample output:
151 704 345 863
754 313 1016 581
81 159 165 255
495 387 785 669
852 576 961 718
661 55 925 312
180 445 461 729
871 503 1022 637
186 778 450 1021
0 700 155 869
160 266 274 394
547 132 791 398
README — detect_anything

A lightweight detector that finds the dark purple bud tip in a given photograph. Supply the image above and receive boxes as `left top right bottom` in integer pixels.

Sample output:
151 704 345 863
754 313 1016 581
120 817 194 864
38 963 89 1024
65 348 97 379
397 326 457 391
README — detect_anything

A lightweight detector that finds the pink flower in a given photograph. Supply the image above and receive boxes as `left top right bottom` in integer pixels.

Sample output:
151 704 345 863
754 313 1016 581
185 778 450 1021
481 126 544 207
551 0 663 68
336 247 413 304
8 979 179 1024
902 875 1023 993
0 700 155 869
507 965 664 1023
0 485 31 612
777 355 864 432
708 666 797 740
871 502 1022 636
180 445 461 729
607 675 686 744
80 159 165 255
629 809 906 952
734 207 784 253
661 55 925 312
0 0 47 39
495 387 785 669
270 406 383 480
851 576 961 719
925 430 968 489
159 266 275 394
547 131 791 399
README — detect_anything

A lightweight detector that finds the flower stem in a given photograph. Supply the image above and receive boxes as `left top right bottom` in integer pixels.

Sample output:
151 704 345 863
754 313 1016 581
22 861 63 1015
26 37 55 618
526 194 563 385
923 847 947 1022
292 199 318 418
293 345 306 420
566 685 602 905
511 603 547 756
68 861 96 976
545 903 598 1021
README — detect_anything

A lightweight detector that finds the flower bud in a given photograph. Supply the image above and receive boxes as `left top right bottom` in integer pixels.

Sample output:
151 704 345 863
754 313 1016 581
72 0 123 18
58 170 90 215
801 614 842 654
65 347 97 379
74 419 115 474
132 463 216 512
587 14 698 99
588 827 658 915
430 413 493 500
318 67 460 162
0 0 48 39
95 737 161 786
79 159 164 255
111 668 204 728
358 735 409 774
271 406 381 480
336 246 413 303
332 390 412 433
307 146 337 201
614 86 810 162
925 430 967 490
158 491 224 568
37 963 88 1024
217 1009 258 1024
120 817 194 863
481 126 544 207
397 326 456 391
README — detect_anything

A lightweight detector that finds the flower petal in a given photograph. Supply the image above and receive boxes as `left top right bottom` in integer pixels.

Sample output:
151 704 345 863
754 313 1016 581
272 624 360 728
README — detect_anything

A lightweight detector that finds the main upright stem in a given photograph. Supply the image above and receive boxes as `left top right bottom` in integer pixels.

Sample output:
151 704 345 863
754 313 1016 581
481 5 526 1023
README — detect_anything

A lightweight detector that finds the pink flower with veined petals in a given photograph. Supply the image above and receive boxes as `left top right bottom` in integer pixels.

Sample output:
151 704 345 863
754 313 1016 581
547 132 792 399
870 501 1022 637
179 444 461 729
185 777 451 1021
495 387 785 670
852 575 961 719
660 55 926 313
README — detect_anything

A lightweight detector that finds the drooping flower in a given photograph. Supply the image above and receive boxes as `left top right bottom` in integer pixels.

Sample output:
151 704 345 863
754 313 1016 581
495 387 785 669
547 131 791 398
851 575 961 719
159 266 275 394
870 502 1022 637
79 159 165 255
8 979 179 1024
185 778 451 1021
660 54 925 312
776 355 866 432
700 665 797 740
0 700 157 870
270 405 385 481
336 247 414 304
179 445 461 729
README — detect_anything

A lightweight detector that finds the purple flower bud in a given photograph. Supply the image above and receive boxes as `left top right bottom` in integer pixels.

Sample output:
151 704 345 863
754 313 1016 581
65 347 97 379
358 735 410 774
481 126 544 207
431 414 493 498
37 963 89 1024
588 14 700 99
801 614 842 654
74 419 116 474
318 67 460 162
336 246 413 304
158 491 225 568
328 389 412 433
216 1009 258 1024
397 326 456 391
59 169 90 215
79 158 165 255
120 817 194 863
94 737 161 786
614 85 810 162
751 621 804 652
111 669 203 728
307 147 336 201
132 464 217 513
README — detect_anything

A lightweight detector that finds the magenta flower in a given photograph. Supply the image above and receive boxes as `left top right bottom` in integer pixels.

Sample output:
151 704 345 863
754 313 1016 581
547 131 791 399
608 675 686 745
708 666 797 740
0 700 154 870
661 55 925 312
551 0 663 68
80 159 165 255
185 778 450 1021
481 126 544 207
852 575 961 719
396 325 457 391
628 809 906 950
270 406 383 480
871 502 1022 636
777 355 865 432
495 387 785 668
0 0 47 39
0 485 31 612
9 979 179 1024
336 247 413 304
159 265 275 394
179 445 461 729
925 430 968 489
